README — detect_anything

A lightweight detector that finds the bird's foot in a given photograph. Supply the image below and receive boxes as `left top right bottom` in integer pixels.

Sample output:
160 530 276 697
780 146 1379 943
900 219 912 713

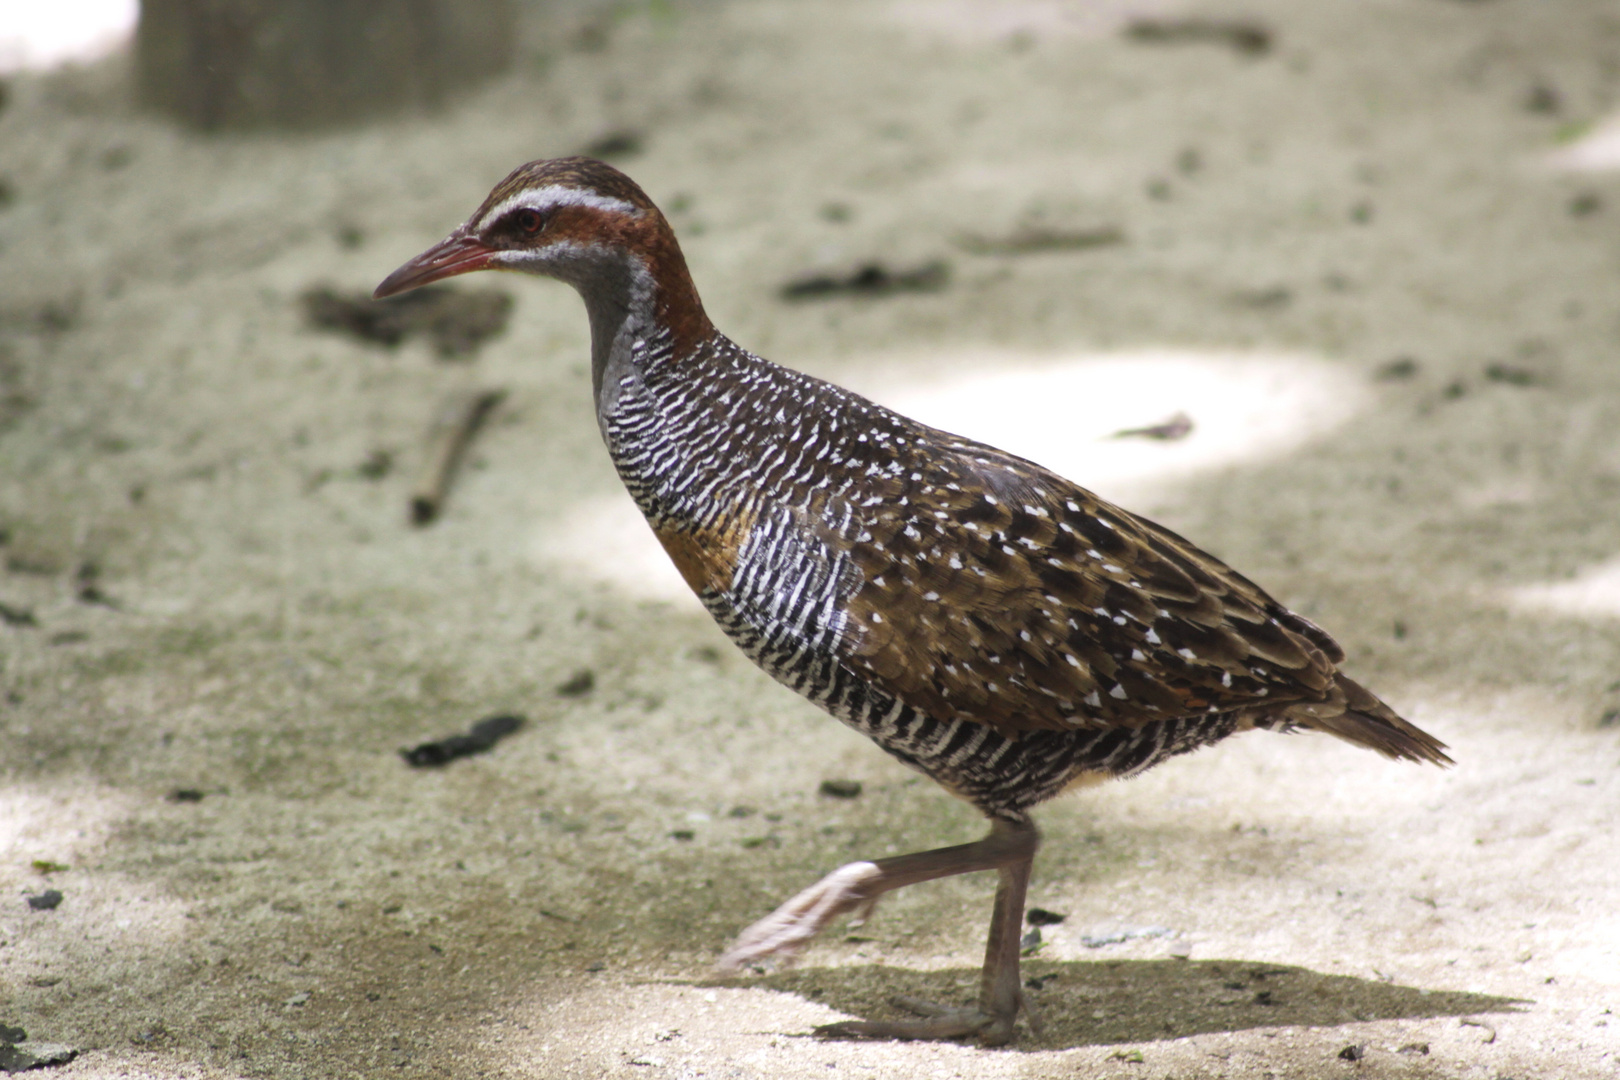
716 861 884 973
815 991 1038 1047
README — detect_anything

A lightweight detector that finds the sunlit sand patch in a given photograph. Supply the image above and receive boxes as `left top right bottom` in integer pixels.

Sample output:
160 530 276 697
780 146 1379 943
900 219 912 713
533 349 1367 603
865 349 1366 501
1545 109 1620 172
1502 556 1620 621
534 495 697 604
0 0 136 73
494 984 851 1076
0 784 189 943
0 785 122 865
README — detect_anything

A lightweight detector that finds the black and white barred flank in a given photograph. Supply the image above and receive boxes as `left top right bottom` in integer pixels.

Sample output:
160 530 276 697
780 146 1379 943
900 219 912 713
601 331 1261 817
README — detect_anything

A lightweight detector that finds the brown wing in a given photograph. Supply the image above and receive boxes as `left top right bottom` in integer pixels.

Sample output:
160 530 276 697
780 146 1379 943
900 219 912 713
832 427 1345 735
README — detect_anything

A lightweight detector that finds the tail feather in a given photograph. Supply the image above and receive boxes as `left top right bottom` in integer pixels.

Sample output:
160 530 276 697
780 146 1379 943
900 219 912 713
1287 675 1453 766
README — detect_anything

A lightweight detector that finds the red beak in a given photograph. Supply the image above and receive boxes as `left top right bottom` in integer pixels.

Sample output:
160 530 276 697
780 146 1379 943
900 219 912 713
373 229 497 299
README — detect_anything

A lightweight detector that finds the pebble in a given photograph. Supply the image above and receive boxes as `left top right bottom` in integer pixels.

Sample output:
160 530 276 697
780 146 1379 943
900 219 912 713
818 779 862 798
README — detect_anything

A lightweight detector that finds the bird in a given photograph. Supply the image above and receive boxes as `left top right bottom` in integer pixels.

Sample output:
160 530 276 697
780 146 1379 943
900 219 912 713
374 156 1450 1046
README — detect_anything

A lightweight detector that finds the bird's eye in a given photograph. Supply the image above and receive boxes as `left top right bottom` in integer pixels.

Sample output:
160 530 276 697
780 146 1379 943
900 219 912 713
514 208 545 234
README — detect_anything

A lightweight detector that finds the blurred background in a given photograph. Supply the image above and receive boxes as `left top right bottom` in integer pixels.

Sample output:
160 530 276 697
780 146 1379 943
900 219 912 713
1 2 1618 1077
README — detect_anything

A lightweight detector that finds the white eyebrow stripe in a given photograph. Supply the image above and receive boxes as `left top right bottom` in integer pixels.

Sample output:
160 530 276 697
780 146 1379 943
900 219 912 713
475 185 639 231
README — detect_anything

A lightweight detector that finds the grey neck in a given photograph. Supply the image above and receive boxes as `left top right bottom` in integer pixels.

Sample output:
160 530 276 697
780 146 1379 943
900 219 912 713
550 248 660 436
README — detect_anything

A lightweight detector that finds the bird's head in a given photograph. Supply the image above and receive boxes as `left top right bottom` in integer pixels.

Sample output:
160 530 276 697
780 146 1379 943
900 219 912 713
373 156 677 300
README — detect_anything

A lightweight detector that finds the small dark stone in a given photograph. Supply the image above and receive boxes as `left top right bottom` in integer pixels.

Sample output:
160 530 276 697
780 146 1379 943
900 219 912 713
401 713 524 767
26 890 63 911
1525 83 1561 114
1570 192 1602 217
74 561 116 608
1397 1042 1430 1055
556 670 596 697
468 713 523 743
1338 1043 1365 1061
818 779 863 799
1484 362 1543 387
167 788 205 803
1253 989 1275 1005
32 298 78 334
668 829 695 841
0 602 36 627
1375 357 1419 381
0 1041 77 1072
1442 380 1468 400
727 805 756 818
780 261 949 301
357 449 393 480
1124 17 1272 56
1026 907 1066 926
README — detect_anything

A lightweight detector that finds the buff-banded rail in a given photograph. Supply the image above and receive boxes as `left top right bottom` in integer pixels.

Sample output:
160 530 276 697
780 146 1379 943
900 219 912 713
375 157 1449 1046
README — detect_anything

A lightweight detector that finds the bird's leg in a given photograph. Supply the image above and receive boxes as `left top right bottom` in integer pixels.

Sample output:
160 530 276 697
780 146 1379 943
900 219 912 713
718 817 1039 1045
823 840 1038 1045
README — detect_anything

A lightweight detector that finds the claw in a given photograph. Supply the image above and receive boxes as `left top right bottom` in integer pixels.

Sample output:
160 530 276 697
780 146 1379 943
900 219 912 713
717 861 883 972
847 893 882 928
889 994 959 1018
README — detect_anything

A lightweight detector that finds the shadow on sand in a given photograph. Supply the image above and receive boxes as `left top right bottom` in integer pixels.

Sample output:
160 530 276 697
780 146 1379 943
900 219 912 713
714 957 1524 1049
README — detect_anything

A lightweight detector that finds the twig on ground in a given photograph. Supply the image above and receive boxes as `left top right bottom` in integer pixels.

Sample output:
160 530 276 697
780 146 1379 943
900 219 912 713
410 388 506 525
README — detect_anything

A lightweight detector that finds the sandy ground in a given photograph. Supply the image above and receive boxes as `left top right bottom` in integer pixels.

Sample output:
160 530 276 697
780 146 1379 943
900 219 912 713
3 1 1620 1076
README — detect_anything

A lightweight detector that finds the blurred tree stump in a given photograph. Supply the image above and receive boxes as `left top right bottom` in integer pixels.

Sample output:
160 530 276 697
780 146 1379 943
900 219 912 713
136 0 517 130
